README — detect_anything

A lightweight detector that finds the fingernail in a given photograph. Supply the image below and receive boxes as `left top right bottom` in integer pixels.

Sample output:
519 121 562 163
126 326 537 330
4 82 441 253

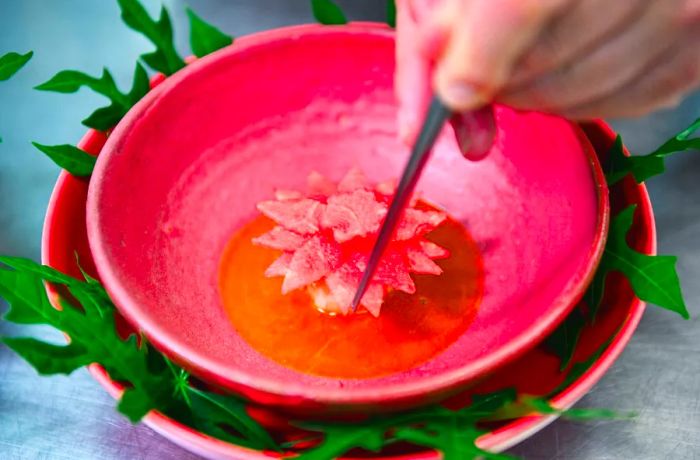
441 82 479 110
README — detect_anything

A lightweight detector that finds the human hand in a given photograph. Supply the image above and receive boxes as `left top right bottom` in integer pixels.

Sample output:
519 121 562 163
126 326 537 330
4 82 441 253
396 0 700 157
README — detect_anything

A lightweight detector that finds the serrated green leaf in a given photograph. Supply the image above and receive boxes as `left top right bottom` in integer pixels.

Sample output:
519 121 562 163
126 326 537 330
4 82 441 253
606 136 665 185
188 388 278 450
35 68 119 96
298 389 518 460
31 142 96 177
311 0 348 25
519 397 629 421
550 333 616 397
2 337 91 375
587 206 689 319
0 259 278 450
0 269 57 325
35 63 148 131
607 116 700 185
469 388 518 414
117 385 167 422
386 0 396 28
117 0 185 75
0 51 33 81
82 104 125 131
394 420 512 460
128 62 150 104
0 258 621 459
295 425 385 460
545 307 587 370
0 256 77 285
187 8 234 58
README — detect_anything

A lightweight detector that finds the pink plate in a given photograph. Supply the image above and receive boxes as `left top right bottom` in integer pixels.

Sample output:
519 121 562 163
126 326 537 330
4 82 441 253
43 120 651 458
85 24 609 413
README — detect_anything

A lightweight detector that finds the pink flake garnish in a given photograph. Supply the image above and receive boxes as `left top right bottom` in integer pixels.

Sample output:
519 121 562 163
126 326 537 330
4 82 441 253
253 168 451 317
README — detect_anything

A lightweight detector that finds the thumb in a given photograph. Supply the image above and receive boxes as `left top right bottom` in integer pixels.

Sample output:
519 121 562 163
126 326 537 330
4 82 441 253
434 0 568 111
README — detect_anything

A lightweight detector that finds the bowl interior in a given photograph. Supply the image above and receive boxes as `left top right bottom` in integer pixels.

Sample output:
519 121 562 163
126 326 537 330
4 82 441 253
87 25 607 406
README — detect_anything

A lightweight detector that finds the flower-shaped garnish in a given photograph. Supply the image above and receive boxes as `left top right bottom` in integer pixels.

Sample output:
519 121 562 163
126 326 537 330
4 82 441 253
253 168 450 317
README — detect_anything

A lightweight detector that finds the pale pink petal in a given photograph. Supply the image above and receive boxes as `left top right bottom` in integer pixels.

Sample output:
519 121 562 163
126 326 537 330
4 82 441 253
407 248 443 275
321 190 387 242
396 209 447 241
325 263 361 314
252 227 305 251
275 189 304 201
307 171 336 197
257 198 324 235
419 240 450 259
282 236 341 294
337 167 368 192
361 284 384 317
376 179 397 196
374 251 416 294
264 253 293 277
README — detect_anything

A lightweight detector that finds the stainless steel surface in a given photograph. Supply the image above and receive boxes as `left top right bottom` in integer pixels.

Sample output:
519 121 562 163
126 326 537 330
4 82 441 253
352 96 450 311
0 1 698 459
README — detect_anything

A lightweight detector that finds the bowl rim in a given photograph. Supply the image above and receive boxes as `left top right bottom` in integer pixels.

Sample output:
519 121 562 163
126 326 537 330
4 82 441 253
44 119 650 458
85 22 611 406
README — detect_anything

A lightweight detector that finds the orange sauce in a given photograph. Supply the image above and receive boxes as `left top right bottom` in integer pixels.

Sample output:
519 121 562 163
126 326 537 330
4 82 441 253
219 212 483 379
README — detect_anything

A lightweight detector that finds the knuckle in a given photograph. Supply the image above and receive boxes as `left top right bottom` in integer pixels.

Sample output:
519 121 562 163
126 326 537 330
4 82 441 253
679 0 700 24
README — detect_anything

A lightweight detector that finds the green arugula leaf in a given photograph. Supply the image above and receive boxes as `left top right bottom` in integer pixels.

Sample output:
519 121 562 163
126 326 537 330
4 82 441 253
0 51 33 142
117 0 185 75
187 8 234 58
0 258 279 450
386 0 397 28
0 260 180 423
0 269 59 325
0 258 628 458
586 206 689 319
36 63 149 131
36 68 121 94
550 332 618 397
544 307 586 371
297 390 518 460
0 256 79 284
2 337 91 375
549 201 689 367
311 0 348 25
518 397 628 421
395 423 512 460
295 424 385 460
607 117 700 185
0 51 33 81
31 143 97 177
187 387 278 450
487 396 627 422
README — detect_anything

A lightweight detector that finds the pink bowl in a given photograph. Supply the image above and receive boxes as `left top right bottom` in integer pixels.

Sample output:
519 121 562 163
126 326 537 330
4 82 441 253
43 121 650 459
86 24 609 413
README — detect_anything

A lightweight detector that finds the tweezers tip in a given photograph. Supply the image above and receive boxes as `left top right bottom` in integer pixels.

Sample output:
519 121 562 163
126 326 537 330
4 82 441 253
349 298 360 313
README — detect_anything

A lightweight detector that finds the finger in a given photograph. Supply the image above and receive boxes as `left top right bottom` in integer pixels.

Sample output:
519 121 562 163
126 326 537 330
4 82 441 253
508 0 647 87
684 0 700 20
434 0 570 111
395 0 434 144
561 38 700 119
501 0 683 112
450 105 496 160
